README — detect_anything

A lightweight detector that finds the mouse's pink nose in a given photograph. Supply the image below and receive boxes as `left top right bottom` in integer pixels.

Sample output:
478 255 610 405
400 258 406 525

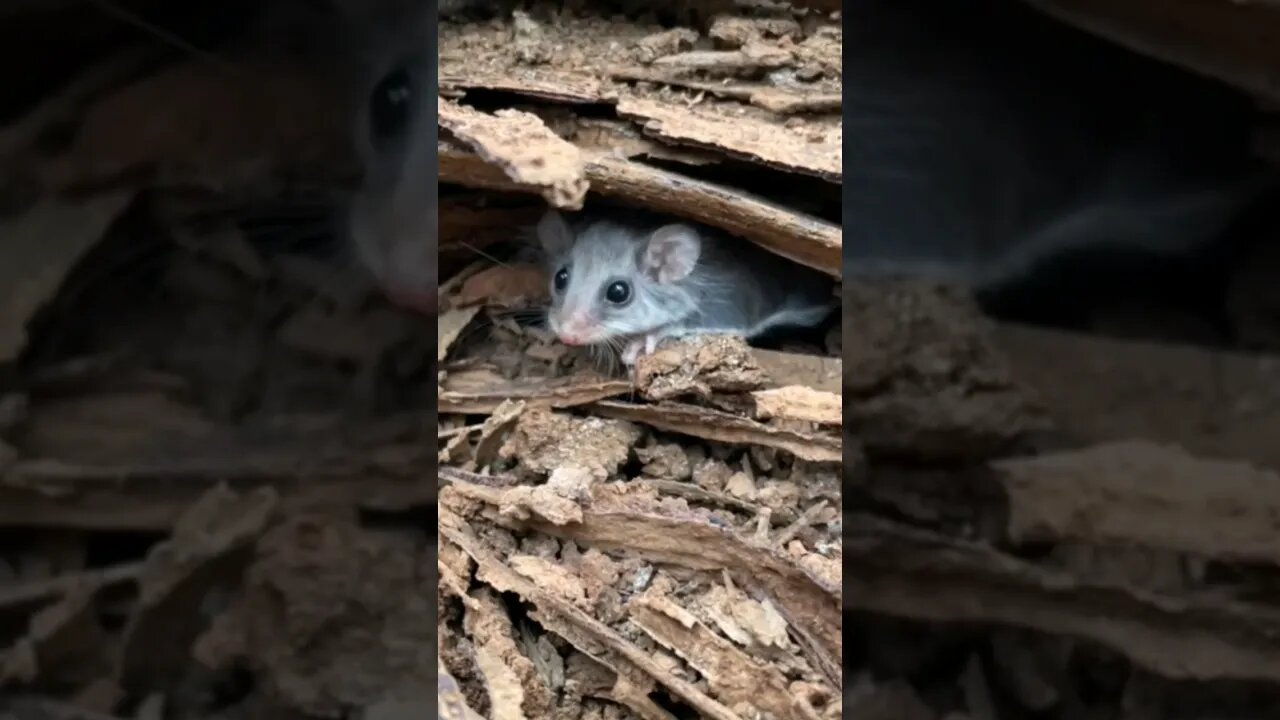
557 314 592 345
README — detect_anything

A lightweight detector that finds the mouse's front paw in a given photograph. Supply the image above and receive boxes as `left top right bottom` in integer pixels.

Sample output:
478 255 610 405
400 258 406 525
621 339 644 367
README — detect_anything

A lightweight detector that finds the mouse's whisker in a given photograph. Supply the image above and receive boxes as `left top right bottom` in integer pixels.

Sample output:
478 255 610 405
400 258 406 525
88 0 240 73
456 240 512 269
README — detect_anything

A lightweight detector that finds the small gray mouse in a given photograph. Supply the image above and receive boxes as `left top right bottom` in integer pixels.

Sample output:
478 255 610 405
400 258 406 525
536 209 836 366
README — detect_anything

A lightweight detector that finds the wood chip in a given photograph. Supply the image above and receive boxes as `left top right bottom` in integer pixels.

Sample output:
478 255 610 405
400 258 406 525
438 98 588 209
753 386 841 426
994 440 1280 566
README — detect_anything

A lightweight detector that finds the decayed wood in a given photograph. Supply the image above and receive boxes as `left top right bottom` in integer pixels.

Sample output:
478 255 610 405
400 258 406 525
438 70 607 104
847 516 1280 683
590 400 841 463
0 441 432 531
993 440 1280 567
445 478 842 689
752 386 842 426
609 69 841 114
614 97 841 183
439 508 749 720
995 323 1280 470
585 156 841 277
438 97 589 209
0 562 142 615
438 377 634 414
439 142 842 276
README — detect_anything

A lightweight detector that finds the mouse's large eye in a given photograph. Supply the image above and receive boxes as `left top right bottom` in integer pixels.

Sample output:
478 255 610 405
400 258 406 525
553 267 569 292
369 65 412 144
605 280 631 305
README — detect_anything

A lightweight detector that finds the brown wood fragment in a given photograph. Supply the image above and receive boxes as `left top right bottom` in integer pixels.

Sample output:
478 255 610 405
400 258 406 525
615 97 840 183
752 386 841 426
438 98 588 209
847 516 1280 683
611 69 841 115
995 323 1280 471
0 586 108 688
439 70 607 104
752 350 841 394
634 335 771 400
0 562 142 615
117 485 278 696
439 143 841 276
438 377 633 415
629 593 821 720
0 450 430 531
584 156 841 276
438 508 748 720
650 48 794 74
444 479 842 686
590 400 840 463
993 440 1280 566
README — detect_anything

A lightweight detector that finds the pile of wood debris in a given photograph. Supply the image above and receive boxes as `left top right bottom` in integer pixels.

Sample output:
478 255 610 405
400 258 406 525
0 1 436 718
435 2 843 717
839 0 1280 715
0 1 844 719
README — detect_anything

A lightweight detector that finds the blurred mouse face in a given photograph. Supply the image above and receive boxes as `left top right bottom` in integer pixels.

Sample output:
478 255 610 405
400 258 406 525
341 1 437 314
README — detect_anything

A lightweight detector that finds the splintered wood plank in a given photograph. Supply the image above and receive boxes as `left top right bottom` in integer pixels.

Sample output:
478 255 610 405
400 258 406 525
615 96 841 183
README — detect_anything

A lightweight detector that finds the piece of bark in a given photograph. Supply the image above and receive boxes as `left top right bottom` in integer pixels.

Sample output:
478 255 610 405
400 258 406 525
116 485 278 696
590 400 840 464
438 98 588 210
994 323 1280 471
584 156 840 276
439 70 607 104
843 282 1044 462
847 516 1280 683
438 143 841 277
444 478 842 684
615 97 840 183
753 386 841 426
993 440 1280 566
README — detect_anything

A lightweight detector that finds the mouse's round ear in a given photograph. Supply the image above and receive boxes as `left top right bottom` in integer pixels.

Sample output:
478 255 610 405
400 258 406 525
642 224 702 284
535 210 574 255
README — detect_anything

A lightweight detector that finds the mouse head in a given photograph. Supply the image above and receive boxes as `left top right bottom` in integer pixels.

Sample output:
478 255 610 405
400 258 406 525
331 0 438 315
537 210 703 346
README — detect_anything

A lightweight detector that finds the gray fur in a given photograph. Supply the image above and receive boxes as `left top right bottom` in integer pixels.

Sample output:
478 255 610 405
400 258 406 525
846 0 1278 290
537 210 835 355
339 0 437 311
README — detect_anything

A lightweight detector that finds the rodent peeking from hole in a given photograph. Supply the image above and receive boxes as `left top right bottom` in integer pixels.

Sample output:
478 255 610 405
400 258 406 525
534 208 836 368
